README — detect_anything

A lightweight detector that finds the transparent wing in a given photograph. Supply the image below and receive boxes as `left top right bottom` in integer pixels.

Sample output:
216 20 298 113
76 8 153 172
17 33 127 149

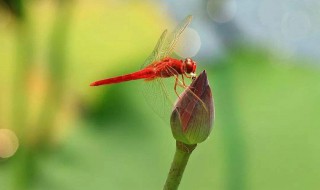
142 65 190 123
142 77 175 122
143 64 208 123
141 15 198 123
141 29 168 69
159 15 193 59
141 15 192 69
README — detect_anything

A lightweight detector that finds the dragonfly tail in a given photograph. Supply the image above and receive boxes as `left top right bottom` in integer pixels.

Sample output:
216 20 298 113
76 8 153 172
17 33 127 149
90 68 155 86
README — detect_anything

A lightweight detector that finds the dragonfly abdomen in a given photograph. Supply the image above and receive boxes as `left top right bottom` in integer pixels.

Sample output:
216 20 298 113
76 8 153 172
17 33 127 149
90 68 155 86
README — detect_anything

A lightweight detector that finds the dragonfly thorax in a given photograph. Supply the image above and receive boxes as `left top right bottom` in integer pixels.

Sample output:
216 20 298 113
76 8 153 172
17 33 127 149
183 58 197 74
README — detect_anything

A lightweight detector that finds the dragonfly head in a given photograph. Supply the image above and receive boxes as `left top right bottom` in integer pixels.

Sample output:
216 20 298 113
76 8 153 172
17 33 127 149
183 58 197 75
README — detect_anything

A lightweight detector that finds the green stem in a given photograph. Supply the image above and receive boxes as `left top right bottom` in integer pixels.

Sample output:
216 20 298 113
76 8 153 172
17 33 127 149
163 141 197 190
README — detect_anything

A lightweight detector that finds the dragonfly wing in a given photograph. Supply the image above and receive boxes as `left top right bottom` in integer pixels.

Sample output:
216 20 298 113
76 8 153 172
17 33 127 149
141 63 184 122
159 15 193 59
142 77 176 122
140 29 168 69
141 64 194 123
140 15 200 123
141 15 192 69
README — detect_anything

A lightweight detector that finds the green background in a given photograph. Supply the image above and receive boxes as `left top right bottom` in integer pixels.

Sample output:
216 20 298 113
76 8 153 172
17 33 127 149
0 1 319 190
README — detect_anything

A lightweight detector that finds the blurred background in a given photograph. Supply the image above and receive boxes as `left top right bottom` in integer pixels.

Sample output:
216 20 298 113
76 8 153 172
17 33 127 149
0 0 320 190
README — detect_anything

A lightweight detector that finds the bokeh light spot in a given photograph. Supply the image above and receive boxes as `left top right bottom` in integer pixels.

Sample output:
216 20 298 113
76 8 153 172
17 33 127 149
175 27 201 58
207 0 237 23
0 129 19 158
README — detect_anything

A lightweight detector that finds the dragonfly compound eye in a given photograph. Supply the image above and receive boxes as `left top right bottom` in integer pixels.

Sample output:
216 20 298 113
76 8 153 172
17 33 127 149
184 58 197 74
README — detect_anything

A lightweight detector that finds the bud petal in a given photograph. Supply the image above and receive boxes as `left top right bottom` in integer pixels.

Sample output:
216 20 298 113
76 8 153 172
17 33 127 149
170 70 214 144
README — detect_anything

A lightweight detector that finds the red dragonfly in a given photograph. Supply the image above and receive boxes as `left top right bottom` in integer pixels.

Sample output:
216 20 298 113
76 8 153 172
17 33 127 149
90 15 202 119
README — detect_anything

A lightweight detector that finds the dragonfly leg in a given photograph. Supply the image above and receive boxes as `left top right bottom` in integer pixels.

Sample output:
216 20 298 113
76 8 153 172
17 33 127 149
184 73 197 80
174 74 188 97
184 73 192 79
184 74 195 90
181 74 187 87
174 76 181 98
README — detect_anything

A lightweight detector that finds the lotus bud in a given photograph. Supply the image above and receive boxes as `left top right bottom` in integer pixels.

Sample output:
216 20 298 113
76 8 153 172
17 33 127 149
170 70 214 144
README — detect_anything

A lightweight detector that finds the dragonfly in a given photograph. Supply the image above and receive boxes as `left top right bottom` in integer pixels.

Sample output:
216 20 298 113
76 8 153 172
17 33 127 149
90 15 204 119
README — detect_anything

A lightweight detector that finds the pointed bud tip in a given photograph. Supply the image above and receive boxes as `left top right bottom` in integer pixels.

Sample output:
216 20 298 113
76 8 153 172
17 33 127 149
192 70 208 88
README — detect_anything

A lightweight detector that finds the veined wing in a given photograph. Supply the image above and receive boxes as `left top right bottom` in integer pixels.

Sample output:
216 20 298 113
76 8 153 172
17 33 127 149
159 15 193 59
141 15 196 122
141 29 168 69
142 63 206 122
141 15 192 69
140 29 173 121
